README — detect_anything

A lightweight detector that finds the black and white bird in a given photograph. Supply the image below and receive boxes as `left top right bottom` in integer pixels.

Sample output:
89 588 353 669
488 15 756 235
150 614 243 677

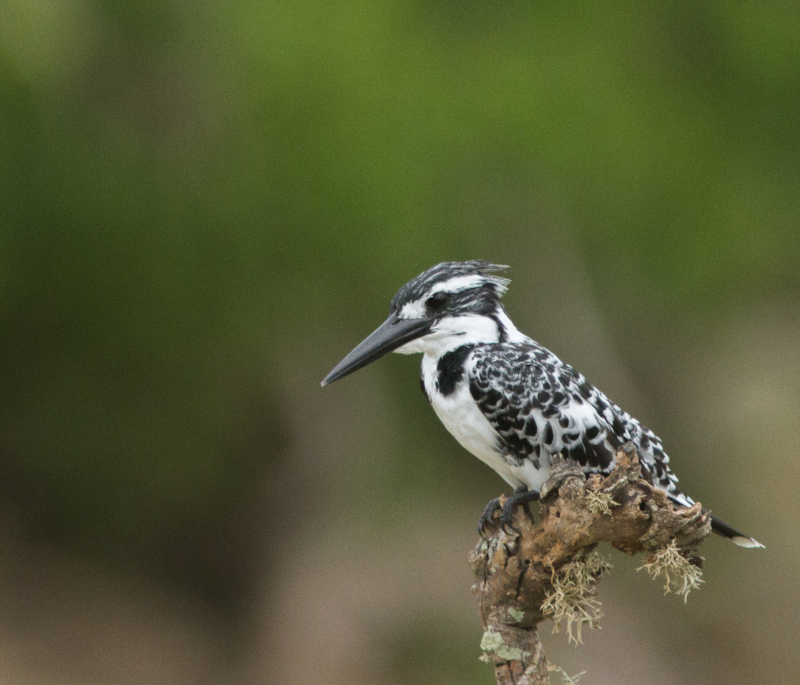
321 260 762 548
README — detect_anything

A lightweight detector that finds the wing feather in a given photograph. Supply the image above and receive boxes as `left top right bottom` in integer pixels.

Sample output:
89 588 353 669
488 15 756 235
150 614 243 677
466 342 689 503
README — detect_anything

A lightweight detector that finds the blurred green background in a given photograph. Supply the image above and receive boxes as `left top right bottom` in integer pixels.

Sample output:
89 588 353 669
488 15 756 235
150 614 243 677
1 1 798 683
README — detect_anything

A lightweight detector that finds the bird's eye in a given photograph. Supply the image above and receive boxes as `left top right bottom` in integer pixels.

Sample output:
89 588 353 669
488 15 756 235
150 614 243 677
426 292 449 311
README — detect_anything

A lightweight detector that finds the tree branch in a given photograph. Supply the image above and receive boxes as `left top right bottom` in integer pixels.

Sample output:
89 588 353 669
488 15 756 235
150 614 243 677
469 444 712 685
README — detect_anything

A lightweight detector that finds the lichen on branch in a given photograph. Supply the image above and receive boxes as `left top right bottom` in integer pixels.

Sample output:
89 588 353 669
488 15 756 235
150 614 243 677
540 550 610 645
638 539 704 602
469 445 712 685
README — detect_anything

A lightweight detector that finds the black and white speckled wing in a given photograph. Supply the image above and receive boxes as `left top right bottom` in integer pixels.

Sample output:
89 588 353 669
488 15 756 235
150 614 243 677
466 342 692 506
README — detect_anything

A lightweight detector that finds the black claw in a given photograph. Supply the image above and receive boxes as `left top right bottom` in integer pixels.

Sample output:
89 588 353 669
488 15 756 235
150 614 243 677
478 497 502 536
500 497 516 530
479 489 541 536
500 515 519 536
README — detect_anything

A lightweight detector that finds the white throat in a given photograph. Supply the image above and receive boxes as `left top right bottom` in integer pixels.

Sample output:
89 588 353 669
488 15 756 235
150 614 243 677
394 310 527 358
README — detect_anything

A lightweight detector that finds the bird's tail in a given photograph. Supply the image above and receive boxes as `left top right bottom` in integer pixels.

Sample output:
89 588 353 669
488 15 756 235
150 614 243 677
667 493 763 548
710 514 764 549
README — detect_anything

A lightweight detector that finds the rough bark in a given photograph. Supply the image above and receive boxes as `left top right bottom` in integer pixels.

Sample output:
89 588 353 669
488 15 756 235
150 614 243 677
469 444 712 685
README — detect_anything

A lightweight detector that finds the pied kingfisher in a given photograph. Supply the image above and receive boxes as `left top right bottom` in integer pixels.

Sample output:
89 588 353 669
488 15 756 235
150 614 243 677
321 260 762 548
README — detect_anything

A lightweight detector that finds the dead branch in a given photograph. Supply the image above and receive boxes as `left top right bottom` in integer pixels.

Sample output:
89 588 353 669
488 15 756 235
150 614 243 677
469 444 712 685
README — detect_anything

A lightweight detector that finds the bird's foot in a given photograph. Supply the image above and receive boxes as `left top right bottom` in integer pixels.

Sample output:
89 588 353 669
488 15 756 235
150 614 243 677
499 489 540 533
478 497 502 537
478 489 540 537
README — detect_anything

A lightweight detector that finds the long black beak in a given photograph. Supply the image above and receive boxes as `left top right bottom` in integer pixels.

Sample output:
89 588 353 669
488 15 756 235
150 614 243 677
321 313 433 387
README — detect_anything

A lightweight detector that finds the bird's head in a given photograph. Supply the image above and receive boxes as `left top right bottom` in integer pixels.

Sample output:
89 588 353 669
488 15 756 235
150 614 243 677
321 260 512 386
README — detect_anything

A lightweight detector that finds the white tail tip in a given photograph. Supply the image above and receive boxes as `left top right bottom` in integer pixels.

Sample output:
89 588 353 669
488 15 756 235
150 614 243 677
731 536 765 549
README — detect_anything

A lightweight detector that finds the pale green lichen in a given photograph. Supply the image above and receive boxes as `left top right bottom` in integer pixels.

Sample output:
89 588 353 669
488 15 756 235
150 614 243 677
584 490 618 516
548 664 587 684
541 550 611 644
507 607 525 622
479 628 529 662
638 540 703 603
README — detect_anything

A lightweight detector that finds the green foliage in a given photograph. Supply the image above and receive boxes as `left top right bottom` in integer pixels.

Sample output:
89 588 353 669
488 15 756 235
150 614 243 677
0 0 796 601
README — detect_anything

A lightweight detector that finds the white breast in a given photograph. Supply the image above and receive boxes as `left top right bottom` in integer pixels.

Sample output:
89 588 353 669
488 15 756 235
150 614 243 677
421 354 532 489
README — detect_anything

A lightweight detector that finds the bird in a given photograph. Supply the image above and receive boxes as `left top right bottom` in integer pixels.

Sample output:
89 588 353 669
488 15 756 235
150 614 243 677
321 260 763 548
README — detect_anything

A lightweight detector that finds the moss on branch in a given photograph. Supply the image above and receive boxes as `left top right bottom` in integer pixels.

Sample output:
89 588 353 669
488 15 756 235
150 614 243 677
469 445 711 685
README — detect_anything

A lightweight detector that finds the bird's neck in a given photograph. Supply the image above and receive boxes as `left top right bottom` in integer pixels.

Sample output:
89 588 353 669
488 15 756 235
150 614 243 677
492 309 528 344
